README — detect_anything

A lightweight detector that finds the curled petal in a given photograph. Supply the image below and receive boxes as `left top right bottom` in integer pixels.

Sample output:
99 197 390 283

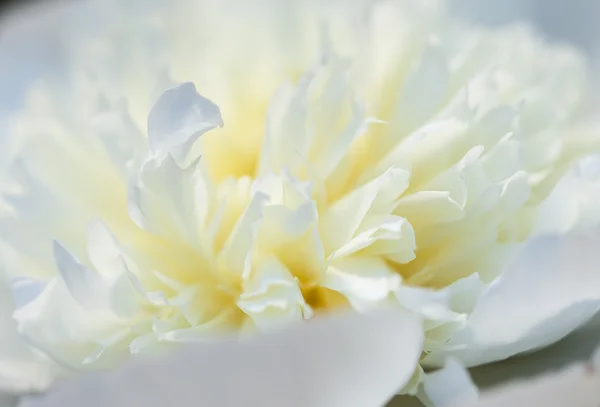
147 82 223 162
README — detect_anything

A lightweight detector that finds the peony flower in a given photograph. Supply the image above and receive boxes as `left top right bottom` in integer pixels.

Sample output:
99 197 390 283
1 0 600 403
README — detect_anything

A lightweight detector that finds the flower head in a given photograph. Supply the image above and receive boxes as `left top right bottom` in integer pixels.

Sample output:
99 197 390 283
0 0 597 393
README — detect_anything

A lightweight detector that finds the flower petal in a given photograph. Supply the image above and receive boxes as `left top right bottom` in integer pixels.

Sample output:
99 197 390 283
535 154 600 235
0 271 55 396
469 313 600 390
147 82 223 161
19 310 423 407
237 256 311 331
53 241 108 310
321 166 409 253
421 358 479 407
321 257 400 312
424 228 600 367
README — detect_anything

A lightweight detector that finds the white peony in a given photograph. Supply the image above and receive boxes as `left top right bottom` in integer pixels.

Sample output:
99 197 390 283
1 0 600 403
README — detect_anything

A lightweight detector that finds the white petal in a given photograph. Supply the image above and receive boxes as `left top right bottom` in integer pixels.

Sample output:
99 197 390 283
424 228 600 367
237 257 311 331
14 278 131 368
421 358 479 407
86 219 131 278
147 82 223 161
396 273 484 323
218 192 269 277
0 272 55 395
395 191 464 225
469 313 600 389
391 42 449 133
322 257 400 311
127 154 208 245
321 166 409 253
53 241 107 310
332 215 415 262
19 310 423 407
535 154 600 235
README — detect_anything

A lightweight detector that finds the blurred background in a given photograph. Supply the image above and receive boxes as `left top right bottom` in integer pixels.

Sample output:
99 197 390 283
0 0 600 121
0 0 599 145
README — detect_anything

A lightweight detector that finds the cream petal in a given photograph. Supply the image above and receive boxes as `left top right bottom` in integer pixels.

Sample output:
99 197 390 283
237 257 311 331
252 175 325 284
321 257 400 311
158 308 241 342
167 285 228 327
218 192 269 277
331 214 416 263
395 191 464 226
390 41 449 134
321 166 409 253
86 219 132 278
378 119 468 186
128 154 208 246
251 171 312 210
472 106 516 154
53 240 145 319
265 73 313 174
258 202 318 244
14 278 132 368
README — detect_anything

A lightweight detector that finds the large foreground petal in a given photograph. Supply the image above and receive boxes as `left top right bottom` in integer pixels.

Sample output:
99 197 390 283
20 309 422 407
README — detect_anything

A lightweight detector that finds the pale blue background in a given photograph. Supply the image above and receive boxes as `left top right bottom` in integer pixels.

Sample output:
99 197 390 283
0 0 599 127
